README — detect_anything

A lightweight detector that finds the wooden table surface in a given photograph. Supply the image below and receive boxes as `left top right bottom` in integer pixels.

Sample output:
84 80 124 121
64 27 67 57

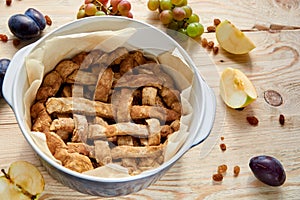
1 0 300 199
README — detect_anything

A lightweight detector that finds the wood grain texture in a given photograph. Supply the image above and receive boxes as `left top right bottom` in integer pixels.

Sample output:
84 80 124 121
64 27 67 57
0 0 300 199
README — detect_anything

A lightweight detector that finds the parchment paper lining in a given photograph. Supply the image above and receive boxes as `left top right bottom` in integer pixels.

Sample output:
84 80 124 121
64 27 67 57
23 28 196 178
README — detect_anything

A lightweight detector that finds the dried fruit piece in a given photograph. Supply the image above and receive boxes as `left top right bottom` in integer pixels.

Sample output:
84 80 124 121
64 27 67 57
207 26 216 32
6 0 12 6
212 173 223 182
218 164 228 174
45 15 52 26
220 143 226 151
279 114 285 125
214 18 221 26
233 165 240 177
246 116 259 126
249 155 286 186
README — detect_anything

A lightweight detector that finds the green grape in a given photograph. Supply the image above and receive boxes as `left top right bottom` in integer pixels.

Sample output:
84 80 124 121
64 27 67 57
187 13 200 23
168 21 179 30
172 7 186 21
182 5 192 18
171 0 183 6
84 3 97 16
178 28 187 35
160 0 172 11
95 11 106 16
159 10 173 24
178 0 187 6
177 20 185 29
147 0 160 11
186 22 204 37
77 9 86 19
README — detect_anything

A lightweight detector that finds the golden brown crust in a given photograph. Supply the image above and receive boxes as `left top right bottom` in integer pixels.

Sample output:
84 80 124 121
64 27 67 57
94 68 114 102
31 48 183 175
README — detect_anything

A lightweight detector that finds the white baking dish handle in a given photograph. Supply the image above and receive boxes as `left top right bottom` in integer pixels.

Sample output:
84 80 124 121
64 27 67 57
2 45 32 107
191 82 216 148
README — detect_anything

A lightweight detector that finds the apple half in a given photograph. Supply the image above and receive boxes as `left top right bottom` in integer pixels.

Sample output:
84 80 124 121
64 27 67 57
220 67 257 109
0 161 45 199
216 20 256 54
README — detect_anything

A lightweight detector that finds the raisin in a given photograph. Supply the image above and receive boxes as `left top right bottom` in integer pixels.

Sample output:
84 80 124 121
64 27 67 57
207 26 216 32
218 164 228 174
220 143 226 151
6 0 12 6
214 18 221 26
213 46 219 54
0 34 8 42
233 166 240 177
45 15 52 26
246 116 259 126
212 173 223 182
207 41 214 49
201 38 208 48
279 114 285 125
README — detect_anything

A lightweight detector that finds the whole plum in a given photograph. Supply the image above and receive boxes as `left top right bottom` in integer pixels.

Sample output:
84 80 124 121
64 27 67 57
8 14 41 39
249 155 286 186
25 8 46 30
0 59 11 97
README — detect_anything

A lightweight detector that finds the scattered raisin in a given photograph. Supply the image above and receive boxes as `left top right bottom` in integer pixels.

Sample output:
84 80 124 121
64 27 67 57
218 164 228 174
201 38 208 48
6 0 12 6
0 34 8 42
220 143 226 151
207 41 214 49
207 26 216 32
233 165 240 177
279 114 285 125
214 18 221 26
45 15 52 26
213 46 219 54
246 116 259 126
220 136 224 141
212 173 223 182
13 39 20 47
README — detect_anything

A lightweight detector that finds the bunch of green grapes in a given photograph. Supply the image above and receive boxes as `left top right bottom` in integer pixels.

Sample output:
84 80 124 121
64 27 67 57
77 0 133 19
147 0 204 38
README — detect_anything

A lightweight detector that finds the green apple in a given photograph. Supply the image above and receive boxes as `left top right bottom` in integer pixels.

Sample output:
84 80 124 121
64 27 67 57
220 67 257 109
216 20 256 54
0 161 45 200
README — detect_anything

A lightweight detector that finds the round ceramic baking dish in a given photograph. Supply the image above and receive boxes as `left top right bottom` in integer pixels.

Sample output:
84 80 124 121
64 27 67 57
2 16 216 197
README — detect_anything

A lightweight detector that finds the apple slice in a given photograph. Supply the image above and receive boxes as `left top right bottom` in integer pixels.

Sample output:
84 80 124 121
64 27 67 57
216 20 256 54
0 161 45 199
220 67 257 109
0 177 31 200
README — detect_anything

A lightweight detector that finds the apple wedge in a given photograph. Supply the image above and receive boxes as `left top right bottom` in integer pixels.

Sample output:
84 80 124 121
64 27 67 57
0 177 31 200
0 161 45 200
220 67 257 109
216 20 256 54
